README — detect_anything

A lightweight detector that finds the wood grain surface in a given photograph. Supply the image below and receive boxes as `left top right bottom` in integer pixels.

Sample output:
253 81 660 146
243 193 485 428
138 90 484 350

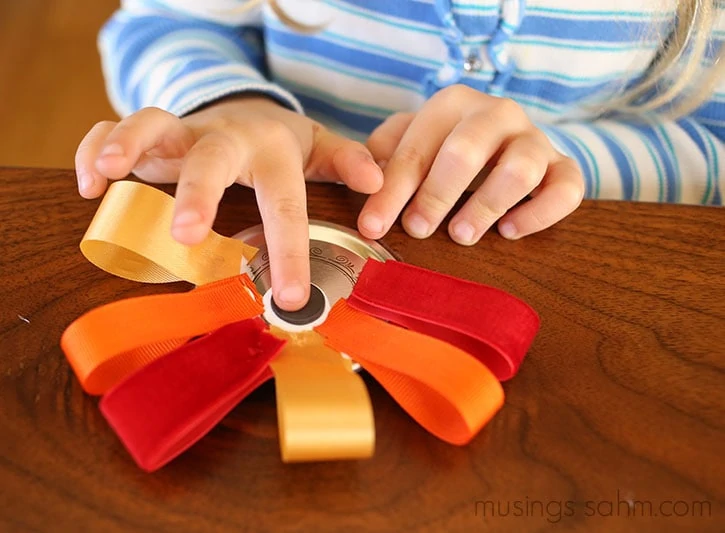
1 167 723 533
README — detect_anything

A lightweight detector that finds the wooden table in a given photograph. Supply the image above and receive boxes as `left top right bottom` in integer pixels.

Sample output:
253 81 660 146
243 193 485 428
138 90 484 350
1 167 723 533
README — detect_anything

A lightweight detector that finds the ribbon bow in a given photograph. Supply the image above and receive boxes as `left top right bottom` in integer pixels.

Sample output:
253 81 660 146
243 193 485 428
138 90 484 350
60 181 540 471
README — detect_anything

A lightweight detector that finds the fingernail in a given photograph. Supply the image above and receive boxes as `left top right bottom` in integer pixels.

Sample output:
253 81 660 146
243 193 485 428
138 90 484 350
173 210 203 228
278 282 306 305
100 143 124 158
360 212 384 234
452 221 475 244
499 221 518 239
78 171 94 192
405 213 430 238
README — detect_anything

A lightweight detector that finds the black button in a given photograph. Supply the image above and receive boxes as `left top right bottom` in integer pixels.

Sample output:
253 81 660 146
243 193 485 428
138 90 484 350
271 284 326 325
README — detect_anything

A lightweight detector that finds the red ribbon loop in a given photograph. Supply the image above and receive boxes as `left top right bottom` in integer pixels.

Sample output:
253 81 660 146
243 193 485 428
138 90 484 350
347 260 540 380
99 318 285 472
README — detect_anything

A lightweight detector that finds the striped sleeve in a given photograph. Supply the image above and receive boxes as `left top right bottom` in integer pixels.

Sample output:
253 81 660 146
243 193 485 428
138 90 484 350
98 0 303 118
538 41 724 206
540 108 724 206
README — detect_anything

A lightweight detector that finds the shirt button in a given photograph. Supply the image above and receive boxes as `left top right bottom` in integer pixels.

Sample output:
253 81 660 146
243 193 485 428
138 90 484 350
463 53 483 72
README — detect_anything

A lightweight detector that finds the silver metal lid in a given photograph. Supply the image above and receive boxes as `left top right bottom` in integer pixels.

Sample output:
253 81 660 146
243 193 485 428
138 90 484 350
235 220 394 303
234 221 396 372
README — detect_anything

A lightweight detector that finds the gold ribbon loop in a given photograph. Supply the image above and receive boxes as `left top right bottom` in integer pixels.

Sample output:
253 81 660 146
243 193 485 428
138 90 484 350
80 181 257 285
270 329 375 462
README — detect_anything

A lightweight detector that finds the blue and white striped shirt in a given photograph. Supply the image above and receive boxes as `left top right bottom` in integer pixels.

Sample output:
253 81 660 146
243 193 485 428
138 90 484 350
99 0 725 205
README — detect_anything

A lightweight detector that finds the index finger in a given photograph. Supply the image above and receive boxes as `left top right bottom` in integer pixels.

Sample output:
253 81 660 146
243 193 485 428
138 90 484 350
251 142 311 312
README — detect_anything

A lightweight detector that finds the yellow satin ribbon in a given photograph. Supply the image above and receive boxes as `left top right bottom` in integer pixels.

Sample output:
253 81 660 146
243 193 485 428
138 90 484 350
269 328 375 462
80 181 258 285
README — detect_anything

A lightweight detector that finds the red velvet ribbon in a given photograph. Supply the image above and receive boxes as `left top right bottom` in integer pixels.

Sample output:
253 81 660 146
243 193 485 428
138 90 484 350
346 260 540 380
99 318 285 472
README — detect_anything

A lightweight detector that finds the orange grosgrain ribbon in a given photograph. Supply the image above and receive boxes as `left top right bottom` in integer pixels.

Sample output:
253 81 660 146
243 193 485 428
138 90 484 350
60 274 264 395
80 180 257 285
315 301 504 445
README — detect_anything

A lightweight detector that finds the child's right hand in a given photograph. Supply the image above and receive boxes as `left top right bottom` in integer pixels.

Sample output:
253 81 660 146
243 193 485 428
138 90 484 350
74 97 384 311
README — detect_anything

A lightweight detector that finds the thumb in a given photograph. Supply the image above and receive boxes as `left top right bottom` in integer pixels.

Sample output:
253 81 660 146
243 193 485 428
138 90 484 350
305 127 384 194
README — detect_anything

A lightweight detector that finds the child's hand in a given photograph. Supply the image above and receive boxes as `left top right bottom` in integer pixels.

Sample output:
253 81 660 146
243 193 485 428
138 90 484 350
75 97 383 311
358 85 584 244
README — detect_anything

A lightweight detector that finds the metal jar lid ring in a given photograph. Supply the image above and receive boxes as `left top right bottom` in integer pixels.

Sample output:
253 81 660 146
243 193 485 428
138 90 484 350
234 219 396 331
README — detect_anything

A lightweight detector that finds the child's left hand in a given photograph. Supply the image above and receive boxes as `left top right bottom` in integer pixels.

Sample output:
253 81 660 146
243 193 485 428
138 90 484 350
358 85 584 245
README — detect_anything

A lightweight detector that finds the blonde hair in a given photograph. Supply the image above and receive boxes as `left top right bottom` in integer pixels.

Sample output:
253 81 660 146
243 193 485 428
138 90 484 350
607 0 724 118
239 0 723 118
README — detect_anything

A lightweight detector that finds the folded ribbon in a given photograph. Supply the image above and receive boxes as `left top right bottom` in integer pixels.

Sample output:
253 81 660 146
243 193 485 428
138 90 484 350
269 328 375 462
346 260 540 381
61 182 542 469
63 274 376 466
80 180 257 285
100 318 285 472
91 283 504 470
315 300 504 445
61 274 264 394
